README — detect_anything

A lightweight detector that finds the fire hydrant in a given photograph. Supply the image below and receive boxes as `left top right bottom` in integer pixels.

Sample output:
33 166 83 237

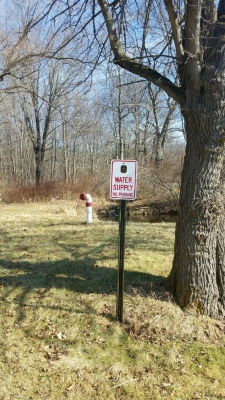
80 193 92 223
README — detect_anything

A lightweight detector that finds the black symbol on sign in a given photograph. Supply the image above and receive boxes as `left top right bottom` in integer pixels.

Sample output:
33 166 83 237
121 165 127 173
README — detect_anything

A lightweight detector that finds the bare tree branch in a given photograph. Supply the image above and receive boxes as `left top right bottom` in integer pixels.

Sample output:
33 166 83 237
97 0 185 104
164 0 184 63
184 0 202 89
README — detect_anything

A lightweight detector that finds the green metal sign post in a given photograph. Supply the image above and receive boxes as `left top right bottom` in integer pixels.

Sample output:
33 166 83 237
116 199 126 323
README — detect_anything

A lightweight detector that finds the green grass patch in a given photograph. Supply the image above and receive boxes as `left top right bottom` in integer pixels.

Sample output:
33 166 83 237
0 201 224 399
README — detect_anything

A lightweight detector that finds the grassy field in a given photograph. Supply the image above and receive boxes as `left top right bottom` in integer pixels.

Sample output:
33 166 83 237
0 201 224 400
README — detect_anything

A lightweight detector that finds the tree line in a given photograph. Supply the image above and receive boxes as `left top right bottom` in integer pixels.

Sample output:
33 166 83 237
0 54 182 187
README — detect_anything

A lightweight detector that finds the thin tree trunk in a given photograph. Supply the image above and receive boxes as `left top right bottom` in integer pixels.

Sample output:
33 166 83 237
62 122 69 183
154 135 164 170
34 148 41 187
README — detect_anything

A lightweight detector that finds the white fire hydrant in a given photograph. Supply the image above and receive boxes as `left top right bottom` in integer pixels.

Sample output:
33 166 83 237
80 193 92 223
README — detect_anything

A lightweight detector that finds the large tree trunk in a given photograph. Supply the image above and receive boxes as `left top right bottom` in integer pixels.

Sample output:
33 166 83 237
170 109 225 317
169 14 225 318
217 155 225 312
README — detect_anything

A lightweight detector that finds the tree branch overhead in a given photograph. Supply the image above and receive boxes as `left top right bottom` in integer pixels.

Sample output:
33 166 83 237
97 0 185 104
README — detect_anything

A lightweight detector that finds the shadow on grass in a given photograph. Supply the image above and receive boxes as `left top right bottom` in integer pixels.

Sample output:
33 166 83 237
0 221 174 329
0 257 167 296
0 256 172 332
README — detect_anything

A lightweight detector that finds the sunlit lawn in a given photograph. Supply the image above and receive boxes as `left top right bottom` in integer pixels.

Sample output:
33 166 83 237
0 201 224 399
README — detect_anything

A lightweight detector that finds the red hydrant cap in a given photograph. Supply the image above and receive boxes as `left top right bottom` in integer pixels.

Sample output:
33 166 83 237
80 192 87 201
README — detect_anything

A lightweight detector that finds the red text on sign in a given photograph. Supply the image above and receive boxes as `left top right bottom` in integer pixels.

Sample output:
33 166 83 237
113 184 133 191
115 176 132 183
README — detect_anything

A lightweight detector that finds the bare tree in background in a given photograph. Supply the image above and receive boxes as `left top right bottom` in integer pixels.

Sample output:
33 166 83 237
147 84 177 168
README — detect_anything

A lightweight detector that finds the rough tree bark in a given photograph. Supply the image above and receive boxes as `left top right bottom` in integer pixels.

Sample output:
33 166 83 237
170 2 225 317
97 0 225 317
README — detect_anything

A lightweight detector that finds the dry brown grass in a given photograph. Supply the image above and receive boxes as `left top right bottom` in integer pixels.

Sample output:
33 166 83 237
0 200 224 400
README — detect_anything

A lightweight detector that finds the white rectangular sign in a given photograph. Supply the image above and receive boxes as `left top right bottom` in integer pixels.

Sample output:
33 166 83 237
110 160 137 200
